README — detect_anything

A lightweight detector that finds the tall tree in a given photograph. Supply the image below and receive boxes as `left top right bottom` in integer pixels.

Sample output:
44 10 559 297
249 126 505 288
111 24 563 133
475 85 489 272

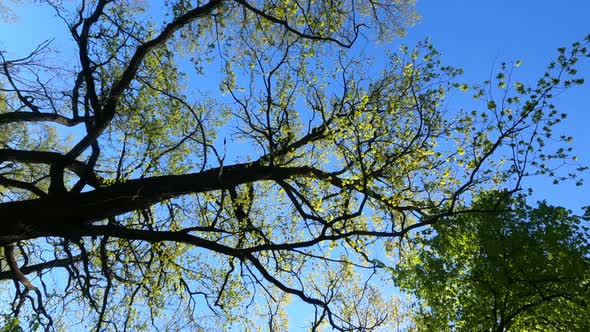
395 192 590 331
0 0 587 330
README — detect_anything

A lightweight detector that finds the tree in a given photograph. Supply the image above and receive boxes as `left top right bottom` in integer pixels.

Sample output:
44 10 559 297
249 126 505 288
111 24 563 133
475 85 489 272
395 192 590 331
0 0 587 330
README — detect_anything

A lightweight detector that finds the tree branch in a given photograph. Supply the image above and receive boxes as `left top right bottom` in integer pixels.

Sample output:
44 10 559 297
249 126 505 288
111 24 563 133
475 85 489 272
0 149 102 188
0 112 87 127
3 244 37 291
0 162 316 245
0 175 47 197
0 255 80 280
66 0 223 160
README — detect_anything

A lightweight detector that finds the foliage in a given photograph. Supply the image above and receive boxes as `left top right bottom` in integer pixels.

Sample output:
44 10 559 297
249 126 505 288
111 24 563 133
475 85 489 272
0 0 588 330
396 192 590 331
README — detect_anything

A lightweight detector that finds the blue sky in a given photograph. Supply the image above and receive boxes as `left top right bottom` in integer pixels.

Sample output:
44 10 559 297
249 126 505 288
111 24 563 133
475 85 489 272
404 0 590 212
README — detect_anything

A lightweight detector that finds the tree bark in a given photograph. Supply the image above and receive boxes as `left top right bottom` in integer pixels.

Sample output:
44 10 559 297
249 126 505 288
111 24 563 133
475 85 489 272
0 163 312 245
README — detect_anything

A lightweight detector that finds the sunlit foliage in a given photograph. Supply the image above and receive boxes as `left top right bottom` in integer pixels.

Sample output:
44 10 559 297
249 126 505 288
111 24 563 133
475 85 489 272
0 0 587 330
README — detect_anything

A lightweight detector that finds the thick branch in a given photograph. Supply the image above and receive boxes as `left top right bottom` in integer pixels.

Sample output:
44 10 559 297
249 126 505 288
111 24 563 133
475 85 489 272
0 163 314 245
0 175 47 197
0 112 86 127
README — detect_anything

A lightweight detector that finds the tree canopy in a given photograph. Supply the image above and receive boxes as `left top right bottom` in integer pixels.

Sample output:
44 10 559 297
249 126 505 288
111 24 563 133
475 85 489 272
0 0 588 330
395 192 590 331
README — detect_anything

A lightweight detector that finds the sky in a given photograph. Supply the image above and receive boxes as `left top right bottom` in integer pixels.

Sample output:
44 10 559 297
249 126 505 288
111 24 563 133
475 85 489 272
404 0 590 212
1 0 589 330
